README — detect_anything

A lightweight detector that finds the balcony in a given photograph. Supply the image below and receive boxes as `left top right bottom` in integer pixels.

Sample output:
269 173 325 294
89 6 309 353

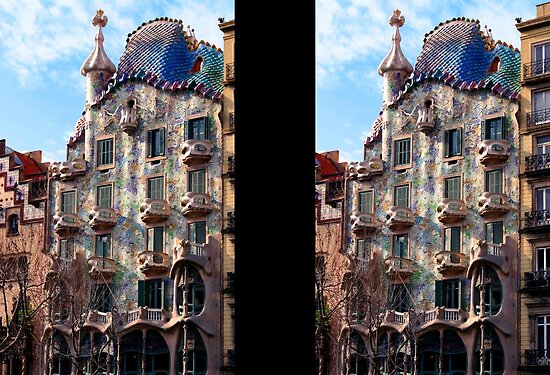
182 140 214 166
226 62 235 81
28 179 47 203
523 270 550 291
223 272 235 293
347 159 384 181
53 211 80 234
526 108 550 130
384 256 414 281
436 198 467 224
119 106 137 134
87 256 116 281
171 239 212 275
522 349 550 369
85 310 112 329
139 198 171 223
478 140 510 166
225 156 235 182
88 206 117 230
228 112 235 131
138 251 170 276
381 310 410 332
350 212 378 236
468 239 508 277
417 307 467 330
416 107 434 134
49 158 87 181
478 192 511 218
523 209 550 232
385 206 414 230
222 211 235 233
122 307 169 328
435 251 467 276
525 153 550 176
181 192 214 218
524 58 550 80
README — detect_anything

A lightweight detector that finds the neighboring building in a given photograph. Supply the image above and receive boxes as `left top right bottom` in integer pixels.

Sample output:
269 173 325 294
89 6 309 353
315 151 347 375
0 139 49 375
339 10 521 375
43 10 227 375
516 3 550 373
218 18 235 375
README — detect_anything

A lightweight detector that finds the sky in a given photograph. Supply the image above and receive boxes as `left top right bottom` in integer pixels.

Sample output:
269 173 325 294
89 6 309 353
0 0 234 163
316 0 542 162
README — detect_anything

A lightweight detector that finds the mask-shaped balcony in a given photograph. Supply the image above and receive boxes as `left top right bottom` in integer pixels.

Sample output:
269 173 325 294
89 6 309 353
87 256 116 282
478 192 511 218
436 198 468 224
347 159 384 181
467 238 509 278
381 310 410 332
416 307 467 331
122 306 168 328
88 206 117 230
119 106 137 134
171 239 212 275
84 310 112 330
138 251 170 276
417 107 435 134
386 206 414 230
350 212 378 237
435 251 467 277
384 256 414 282
49 159 87 181
181 192 214 218
182 140 214 166
53 211 80 234
478 140 510 166
140 198 171 224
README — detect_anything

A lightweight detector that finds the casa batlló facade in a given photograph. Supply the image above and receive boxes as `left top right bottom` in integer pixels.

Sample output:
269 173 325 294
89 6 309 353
43 10 227 375
339 10 521 375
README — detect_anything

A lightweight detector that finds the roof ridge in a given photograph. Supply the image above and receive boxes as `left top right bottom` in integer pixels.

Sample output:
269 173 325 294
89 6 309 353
422 17 480 47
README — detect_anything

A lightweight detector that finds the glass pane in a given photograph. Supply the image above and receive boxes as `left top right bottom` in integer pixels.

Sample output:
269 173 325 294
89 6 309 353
62 191 75 213
154 227 163 252
394 185 409 207
359 191 373 213
97 185 112 207
445 177 461 199
148 177 164 200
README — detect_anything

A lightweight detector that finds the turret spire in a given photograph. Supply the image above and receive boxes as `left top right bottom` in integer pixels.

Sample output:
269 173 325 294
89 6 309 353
377 9 413 77
80 9 116 77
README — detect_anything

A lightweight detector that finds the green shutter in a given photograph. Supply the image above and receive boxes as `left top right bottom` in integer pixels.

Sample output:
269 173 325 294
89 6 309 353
184 120 189 140
197 222 206 244
147 130 153 158
457 128 462 156
206 116 212 140
444 130 450 157
435 280 443 307
501 117 507 139
481 120 486 140
159 128 165 156
163 279 168 311
494 222 504 244
138 280 145 307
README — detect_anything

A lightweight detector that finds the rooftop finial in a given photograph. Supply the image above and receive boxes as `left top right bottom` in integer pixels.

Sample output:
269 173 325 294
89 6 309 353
92 9 108 28
377 9 413 77
389 9 405 28
80 9 116 77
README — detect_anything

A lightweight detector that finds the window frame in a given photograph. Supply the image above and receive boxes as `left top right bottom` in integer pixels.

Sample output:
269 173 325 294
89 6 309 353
185 114 211 141
481 116 507 141
7 214 19 236
96 135 115 170
96 183 113 208
393 183 410 208
95 233 112 259
145 125 167 161
485 221 504 245
356 238 372 262
442 125 464 161
444 175 462 200
60 189 77 214
147 226 165 253
485 168 504 194
393 136 412 170
59 238 75 261
443 226 462 253
358 190 374 213
392 232 409 258
188 169 207 194
147 175 165 200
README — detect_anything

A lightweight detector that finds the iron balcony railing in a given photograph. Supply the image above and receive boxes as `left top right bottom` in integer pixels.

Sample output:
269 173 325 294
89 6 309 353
326 180 345 202
525 153 550 173
524 349 550 367
227 156 235 173
226 63 235 80
229 112 235 131
28 179 47 201
524 58 550 80
525 209 550 229
524 270 550 289
526 108 550 129
226 211 235 230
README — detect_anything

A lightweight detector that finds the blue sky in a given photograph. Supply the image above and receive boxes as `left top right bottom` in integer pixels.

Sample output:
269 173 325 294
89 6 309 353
0 0 234 163
316 0 541 162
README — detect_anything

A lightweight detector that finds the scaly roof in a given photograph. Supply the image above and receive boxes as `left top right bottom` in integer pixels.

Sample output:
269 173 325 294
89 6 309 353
408 18 520 100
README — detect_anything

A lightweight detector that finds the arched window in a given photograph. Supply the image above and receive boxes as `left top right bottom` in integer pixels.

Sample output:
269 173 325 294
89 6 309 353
178 324 207 375
349 331 368 375
474 324 504 375
177 266 205 316
474 266 502 316
190 57 204 73
51 332 71 375
7 214 18 235
145 330 170 374
417 330 440 375
442 330 467 375
120 331 143 375
376 333 389 375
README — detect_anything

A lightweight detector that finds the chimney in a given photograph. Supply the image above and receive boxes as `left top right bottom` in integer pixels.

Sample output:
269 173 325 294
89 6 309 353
0 139 5 156
537 2 550 17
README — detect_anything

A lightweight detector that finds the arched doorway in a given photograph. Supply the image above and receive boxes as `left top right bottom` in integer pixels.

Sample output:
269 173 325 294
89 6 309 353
441 330 467 375
417 331 440 375
120 330 143 375
178 324 207 375
474 324 504 375
144 330 170 374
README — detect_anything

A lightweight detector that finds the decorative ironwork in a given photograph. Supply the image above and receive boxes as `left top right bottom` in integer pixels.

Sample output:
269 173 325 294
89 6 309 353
525 153 550 172
523 58 550 80
227 156 235 173
226 63 235 80
226 272 235 291
526 108 550 129
226 211 235 230
28 179 47 202
229 112 235 131
326 179 344 202
524 209 550 228
524 349 550 367
524 270 550 289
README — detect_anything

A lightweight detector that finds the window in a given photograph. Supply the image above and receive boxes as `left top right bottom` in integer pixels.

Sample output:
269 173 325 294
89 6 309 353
185 267 205 316
533 90 550 126
97 138 114 167
536 186 550 211
96 185 112 208
435 279 461 308
349 332 368 375
61 191 76 213
59 239 74 261
444 227 461 253
147 227 164 253
444 128 462 158
533 42 550 75
358 190 373 213
188 169 206 193
474 266 502 316
7 214 18 235
147 176 164 200
444 176 461 200
389 283 410 312
92 283 113 313
485 169 503 193
186 117 210 140
393 234 408 258
138 279 164 309
394 185 409 208
147 128 165 158
189 221 206 255
394 138 411 167
537 135 550 156
486 221 504 245
537 247 550 271
537 315 550 359
357 239 371 261
482 117 506 140
95 234 111 258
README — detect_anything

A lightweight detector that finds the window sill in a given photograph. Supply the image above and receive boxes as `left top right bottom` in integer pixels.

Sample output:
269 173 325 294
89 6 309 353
96 164 114 172
6 232 19 237
146 155 167 164
443 156 464 164
393 164 411 172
